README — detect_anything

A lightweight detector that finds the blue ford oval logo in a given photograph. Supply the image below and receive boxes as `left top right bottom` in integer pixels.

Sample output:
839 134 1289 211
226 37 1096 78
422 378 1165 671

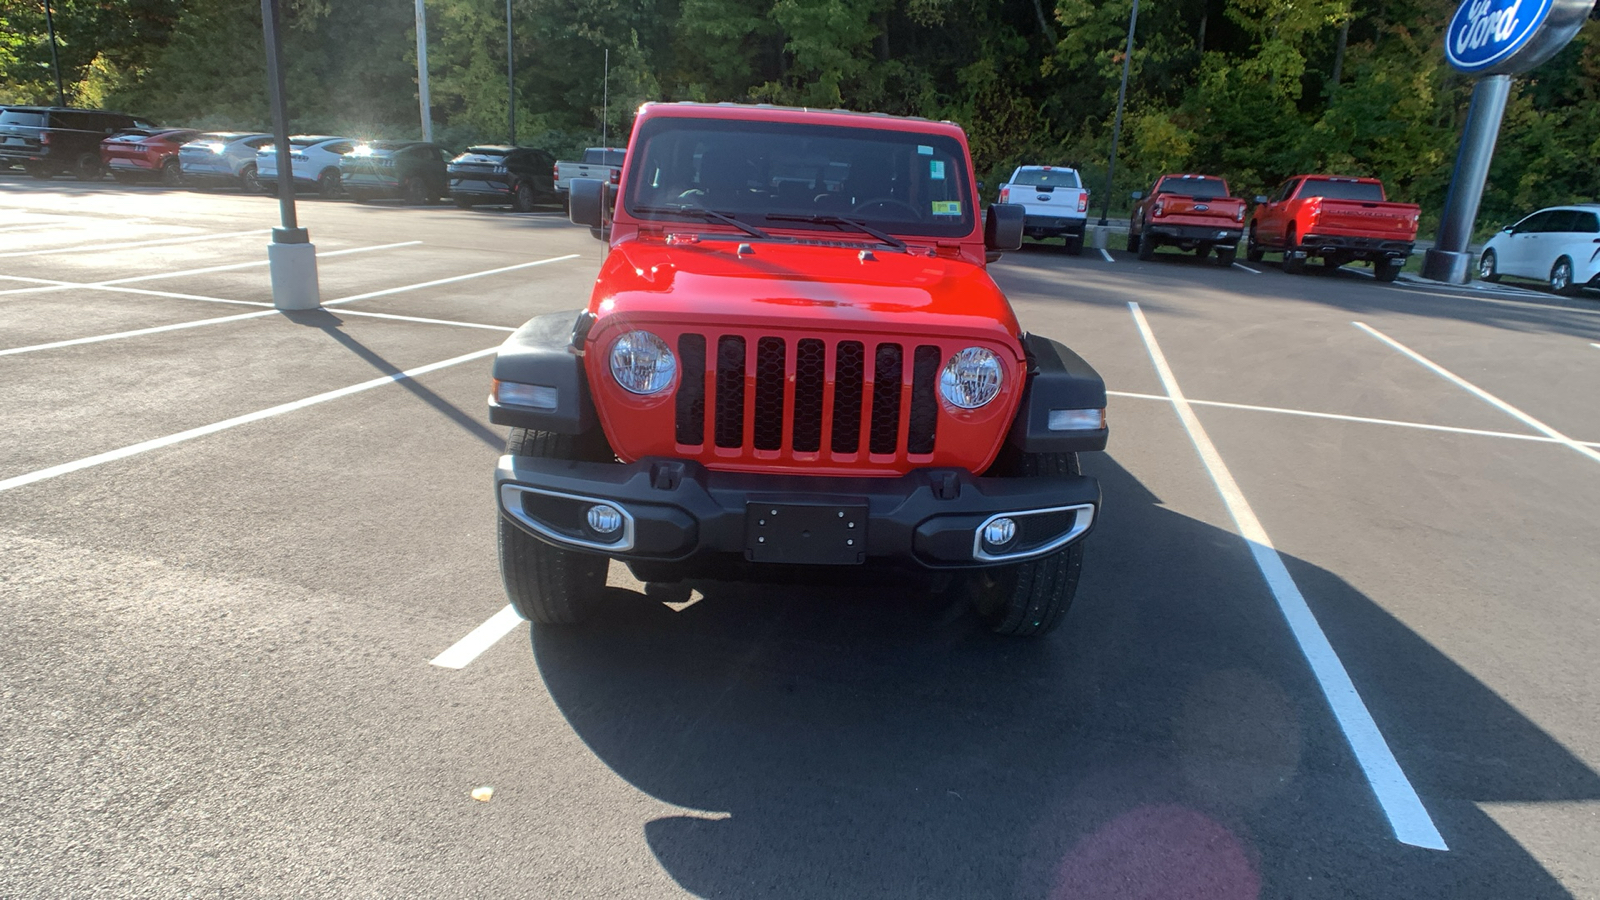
1446 0 1555 72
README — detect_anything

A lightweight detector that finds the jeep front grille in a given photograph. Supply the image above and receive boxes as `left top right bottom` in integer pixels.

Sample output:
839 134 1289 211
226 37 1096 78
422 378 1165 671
675 334 941 460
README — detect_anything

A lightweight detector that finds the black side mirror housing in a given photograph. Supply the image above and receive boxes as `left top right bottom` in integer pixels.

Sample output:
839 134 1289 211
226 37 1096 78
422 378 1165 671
569 178 606 230
1254 194 1269 204
985 203 1025 252
1130 190 1143 200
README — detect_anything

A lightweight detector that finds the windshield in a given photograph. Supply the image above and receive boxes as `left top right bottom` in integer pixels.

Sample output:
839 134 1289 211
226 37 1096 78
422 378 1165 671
0 110 46 128
624 118 975 238
1011 168 1079 188
1301 179 1386 202
1156 176 1228 198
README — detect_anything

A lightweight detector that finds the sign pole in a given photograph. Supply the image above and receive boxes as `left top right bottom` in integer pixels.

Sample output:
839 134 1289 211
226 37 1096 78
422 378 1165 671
1422 75 1511 283
416 0 433 143
261 0 319 310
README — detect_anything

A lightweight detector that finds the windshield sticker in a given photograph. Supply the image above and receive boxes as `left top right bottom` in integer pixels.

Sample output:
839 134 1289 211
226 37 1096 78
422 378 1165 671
931 200 962 216
929 160 946 181
917 144 934 156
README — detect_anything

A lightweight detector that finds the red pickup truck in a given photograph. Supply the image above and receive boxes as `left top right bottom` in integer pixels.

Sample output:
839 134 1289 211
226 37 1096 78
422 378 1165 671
1246 175 1419 280
1126 174 1246 266
491 102 1109 637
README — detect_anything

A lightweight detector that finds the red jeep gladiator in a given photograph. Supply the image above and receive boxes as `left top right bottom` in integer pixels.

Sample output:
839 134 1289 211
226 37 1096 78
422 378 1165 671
488 102 1108 636
1246 175 1420 280
1126 173 1246 266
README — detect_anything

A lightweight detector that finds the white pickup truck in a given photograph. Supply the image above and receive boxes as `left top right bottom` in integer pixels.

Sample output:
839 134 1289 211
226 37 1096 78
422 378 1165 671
998 165 1090 255
552 147 626 208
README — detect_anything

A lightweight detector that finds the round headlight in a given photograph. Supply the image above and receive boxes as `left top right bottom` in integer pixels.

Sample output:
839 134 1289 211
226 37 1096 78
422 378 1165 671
939 347 1003 409
609 330 676 395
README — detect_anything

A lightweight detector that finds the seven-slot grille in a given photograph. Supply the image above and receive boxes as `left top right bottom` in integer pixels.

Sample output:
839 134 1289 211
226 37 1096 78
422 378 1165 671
674 334 946 459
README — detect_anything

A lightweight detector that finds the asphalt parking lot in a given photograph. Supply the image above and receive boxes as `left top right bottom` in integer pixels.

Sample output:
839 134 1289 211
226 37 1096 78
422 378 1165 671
3 176 1598 899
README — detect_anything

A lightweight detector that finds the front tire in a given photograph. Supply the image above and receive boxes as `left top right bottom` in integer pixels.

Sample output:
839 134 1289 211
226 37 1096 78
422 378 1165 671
240 163 261 193
960 449 1085 637
75 153 103 181
402 177 427 205
1478 249 1500 283
498 429 613 624
1551 257 1579 295
1246 225 1265 262
317 168 341 199
160 160 183 187
1215 246 1237 267
1126 231 1141 253
1137 233 1157 261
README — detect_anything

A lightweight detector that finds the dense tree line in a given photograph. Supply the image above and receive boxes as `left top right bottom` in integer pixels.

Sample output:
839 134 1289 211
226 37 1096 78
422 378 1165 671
3 0 1598 232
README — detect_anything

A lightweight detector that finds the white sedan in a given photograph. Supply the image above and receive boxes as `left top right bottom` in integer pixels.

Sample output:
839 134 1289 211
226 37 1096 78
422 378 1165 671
256 135 358 198
1478 205 1600 295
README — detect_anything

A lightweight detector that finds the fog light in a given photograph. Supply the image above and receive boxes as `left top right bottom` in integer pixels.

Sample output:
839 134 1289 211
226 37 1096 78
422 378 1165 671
982 517 1016 548
1047 408 1105 431
586 504 623 535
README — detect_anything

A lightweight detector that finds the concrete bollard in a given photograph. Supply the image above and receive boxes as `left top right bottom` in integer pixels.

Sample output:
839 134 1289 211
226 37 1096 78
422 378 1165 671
268 240 320 310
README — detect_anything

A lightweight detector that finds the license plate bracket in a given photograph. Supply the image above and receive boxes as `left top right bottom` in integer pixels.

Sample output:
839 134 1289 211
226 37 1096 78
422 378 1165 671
744 502 867 565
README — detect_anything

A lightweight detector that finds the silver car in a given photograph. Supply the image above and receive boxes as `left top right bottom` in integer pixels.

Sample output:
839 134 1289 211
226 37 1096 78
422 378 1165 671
178 132 272 191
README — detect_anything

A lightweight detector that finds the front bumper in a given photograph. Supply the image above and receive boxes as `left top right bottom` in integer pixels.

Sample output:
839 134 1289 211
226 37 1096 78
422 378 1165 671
496 455 1099 569
1147 224 1242 243
1024 214 1087 237
1302 234 1413 258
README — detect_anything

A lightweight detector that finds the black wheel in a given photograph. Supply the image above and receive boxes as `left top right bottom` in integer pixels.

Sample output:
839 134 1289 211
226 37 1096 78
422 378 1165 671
402 177 427 205
1126 231 1140 253
1196 245 1211 260
317 168 341 199
1137 232 1157 260
453 196 476 209
160 160 183 187
27 165 55 180
1063 235 1084 256
958 449 1085 636
1478 249 1500 283
75 153 103 181
1215 246 1237 267
1246 225 1265 262
561 194 571 215
498 428 614 624
1374 259 1402 282
1550 257 1579 295
240 163 261 193
1281 226 1305 273
513 181 537 212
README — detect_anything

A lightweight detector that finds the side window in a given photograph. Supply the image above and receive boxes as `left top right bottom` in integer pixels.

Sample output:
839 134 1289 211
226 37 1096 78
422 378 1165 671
1573 212 1600 234
1539 210 1576 233
1514 211 1551 233
324 142 353 155
246 137 273 149
1274 180 1299 203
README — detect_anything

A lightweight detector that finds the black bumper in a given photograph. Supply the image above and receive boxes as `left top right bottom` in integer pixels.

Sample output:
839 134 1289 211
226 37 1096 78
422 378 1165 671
1147 224 1242 243
1302 234 1413 258
450 177 514 200
496 455 1099 570
1023 215 1086 238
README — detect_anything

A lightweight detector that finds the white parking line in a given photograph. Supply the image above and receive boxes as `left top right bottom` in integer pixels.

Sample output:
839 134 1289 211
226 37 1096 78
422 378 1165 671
1130 302 1447 851
1106 389 1599 447
0 229 265 259
1099 248 1115 263
1232 262 1261 274
1354 321 1600 467
0 346 498 494
324 254 580 306
0 241 423 297
430 605 524 669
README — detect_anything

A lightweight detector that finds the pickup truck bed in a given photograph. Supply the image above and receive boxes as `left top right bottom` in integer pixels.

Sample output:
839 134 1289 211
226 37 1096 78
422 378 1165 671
1248 175 1419 280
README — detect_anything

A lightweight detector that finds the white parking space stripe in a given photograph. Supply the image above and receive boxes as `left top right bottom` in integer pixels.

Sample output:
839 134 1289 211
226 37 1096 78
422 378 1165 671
0 346 498 494
1130 302 1447 851
1106 390 1598 447
430 606 525 669
1355 321 1600 467
1232 262 1261 274
1099 248 1115 263
0 241 424 297
0 229 265 259
324 254 581 306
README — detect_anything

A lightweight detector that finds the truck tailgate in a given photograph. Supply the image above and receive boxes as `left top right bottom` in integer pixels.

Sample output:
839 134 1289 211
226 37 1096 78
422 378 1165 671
1311 200 1419 239
1152 195 1245 222
1008 184 1087 217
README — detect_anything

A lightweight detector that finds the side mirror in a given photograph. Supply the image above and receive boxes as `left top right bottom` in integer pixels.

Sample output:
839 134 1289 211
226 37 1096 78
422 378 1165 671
569 178 606 230
1130 191 1143 201
1502 225 1514 233
1254 195 1269 205
985 202 1025 252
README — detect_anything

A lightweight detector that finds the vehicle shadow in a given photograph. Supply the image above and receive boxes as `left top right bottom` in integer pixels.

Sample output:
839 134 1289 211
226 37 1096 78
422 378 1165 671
525 454 1599 898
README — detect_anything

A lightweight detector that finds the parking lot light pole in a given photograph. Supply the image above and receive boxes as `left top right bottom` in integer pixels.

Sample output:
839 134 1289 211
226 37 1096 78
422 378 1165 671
43 0 65 106
261 0 320 310
506 0 515 145
1097 0 1139 231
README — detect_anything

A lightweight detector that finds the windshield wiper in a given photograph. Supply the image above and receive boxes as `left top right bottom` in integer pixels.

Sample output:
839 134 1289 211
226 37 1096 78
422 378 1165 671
763 213 908 252
630 204 778 241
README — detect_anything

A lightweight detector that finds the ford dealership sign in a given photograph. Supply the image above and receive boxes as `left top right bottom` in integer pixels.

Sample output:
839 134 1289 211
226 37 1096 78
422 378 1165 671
1445 0 1595 74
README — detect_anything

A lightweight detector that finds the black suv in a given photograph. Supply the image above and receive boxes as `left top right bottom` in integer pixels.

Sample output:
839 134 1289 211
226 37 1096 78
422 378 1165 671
339 141 450 205
0 107 155 180
448 145 558 212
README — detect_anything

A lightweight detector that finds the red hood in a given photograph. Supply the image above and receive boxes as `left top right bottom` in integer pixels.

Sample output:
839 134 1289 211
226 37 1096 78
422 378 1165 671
587 237 1021 347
